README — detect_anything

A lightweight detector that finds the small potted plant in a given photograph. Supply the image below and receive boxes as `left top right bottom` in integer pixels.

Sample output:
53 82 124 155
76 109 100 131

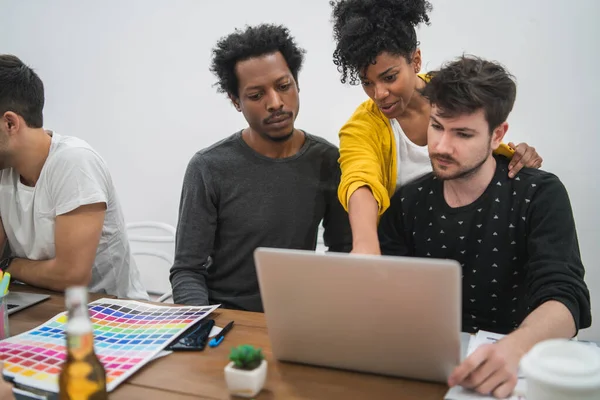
224 344 267 397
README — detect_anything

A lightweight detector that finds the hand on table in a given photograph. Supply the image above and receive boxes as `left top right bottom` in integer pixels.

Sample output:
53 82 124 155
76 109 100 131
448 340 520 399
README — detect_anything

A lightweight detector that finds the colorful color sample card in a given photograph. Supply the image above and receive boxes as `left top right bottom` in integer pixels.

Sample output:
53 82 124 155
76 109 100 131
0 299 219 393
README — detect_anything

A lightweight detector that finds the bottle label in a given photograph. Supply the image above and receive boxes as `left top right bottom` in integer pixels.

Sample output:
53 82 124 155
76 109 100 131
64 361 104 399
62 332 107 399
67 332 94 361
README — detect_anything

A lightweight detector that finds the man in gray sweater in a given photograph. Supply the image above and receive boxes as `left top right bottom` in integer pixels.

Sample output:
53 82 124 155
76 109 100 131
170 24 352 312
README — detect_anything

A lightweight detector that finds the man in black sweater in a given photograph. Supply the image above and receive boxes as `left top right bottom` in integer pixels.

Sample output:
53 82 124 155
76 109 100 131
170 24 352 312
378 55 591 398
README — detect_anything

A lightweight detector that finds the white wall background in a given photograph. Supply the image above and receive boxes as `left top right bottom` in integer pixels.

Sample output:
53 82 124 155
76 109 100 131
1 0 598 340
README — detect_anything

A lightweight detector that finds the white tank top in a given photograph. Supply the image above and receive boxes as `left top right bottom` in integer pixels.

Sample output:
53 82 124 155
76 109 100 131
390 118 432 189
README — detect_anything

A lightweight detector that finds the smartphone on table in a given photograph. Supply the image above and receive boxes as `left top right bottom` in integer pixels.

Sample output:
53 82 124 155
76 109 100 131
166 319 215 351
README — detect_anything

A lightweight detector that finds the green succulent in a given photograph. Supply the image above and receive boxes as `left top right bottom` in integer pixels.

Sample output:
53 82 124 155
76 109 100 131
229 344 264 370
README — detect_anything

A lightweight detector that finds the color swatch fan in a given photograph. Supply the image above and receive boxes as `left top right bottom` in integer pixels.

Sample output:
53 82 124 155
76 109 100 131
0 299 219 393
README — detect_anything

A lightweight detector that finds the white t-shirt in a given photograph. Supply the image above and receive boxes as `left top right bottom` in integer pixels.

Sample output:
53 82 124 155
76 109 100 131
0 132 148 300
390 118 432 189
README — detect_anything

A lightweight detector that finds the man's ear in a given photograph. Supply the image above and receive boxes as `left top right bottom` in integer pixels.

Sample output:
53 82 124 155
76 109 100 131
229 94 241 112
491 122 509 150
2 111 21 135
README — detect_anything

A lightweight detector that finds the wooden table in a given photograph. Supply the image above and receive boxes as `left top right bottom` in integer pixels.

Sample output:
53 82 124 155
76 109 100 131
8 286 448 399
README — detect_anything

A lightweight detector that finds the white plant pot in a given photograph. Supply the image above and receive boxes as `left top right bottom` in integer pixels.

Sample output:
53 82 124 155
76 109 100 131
224 359 268 398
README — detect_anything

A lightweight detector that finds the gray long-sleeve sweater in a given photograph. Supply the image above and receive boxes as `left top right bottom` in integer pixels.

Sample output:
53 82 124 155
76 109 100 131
170 131 352 311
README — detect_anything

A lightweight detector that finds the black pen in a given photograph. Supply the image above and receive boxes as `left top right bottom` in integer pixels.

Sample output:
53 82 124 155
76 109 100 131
209 321 234 347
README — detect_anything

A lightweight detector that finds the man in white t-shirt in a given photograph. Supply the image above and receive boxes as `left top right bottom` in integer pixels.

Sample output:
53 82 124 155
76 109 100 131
0 54 147 300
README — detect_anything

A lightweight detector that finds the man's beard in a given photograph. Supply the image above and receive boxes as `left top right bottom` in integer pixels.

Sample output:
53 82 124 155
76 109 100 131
431 146 490 181
0 152 12 171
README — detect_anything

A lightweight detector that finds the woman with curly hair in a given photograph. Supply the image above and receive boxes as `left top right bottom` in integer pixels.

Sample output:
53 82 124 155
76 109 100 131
330 0 543 255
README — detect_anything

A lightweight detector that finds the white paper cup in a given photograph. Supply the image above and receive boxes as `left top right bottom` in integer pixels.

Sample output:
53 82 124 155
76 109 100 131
521 339 600 400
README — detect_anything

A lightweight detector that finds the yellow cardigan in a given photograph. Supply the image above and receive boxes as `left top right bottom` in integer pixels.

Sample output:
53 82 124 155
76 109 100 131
337 75 515 215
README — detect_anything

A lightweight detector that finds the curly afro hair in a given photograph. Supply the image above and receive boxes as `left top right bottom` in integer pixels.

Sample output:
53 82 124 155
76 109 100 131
210 24 306 98
330 0 432 85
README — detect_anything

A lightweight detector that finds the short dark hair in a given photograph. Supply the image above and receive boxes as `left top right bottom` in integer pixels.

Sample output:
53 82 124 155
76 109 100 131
0 55 44 128
420 55 517 132
210 24 306 98
330 0 432 85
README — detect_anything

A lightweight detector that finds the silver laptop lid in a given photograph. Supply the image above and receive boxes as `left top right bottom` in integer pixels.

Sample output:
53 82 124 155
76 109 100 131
6 292 50 315
254 247 461 383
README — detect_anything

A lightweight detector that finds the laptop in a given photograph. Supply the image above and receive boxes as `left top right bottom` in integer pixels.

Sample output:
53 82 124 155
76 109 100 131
5 292 50 315
254 247 462 383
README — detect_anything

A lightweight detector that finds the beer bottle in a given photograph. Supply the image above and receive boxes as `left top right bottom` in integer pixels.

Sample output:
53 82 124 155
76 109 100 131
58 287 108 400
